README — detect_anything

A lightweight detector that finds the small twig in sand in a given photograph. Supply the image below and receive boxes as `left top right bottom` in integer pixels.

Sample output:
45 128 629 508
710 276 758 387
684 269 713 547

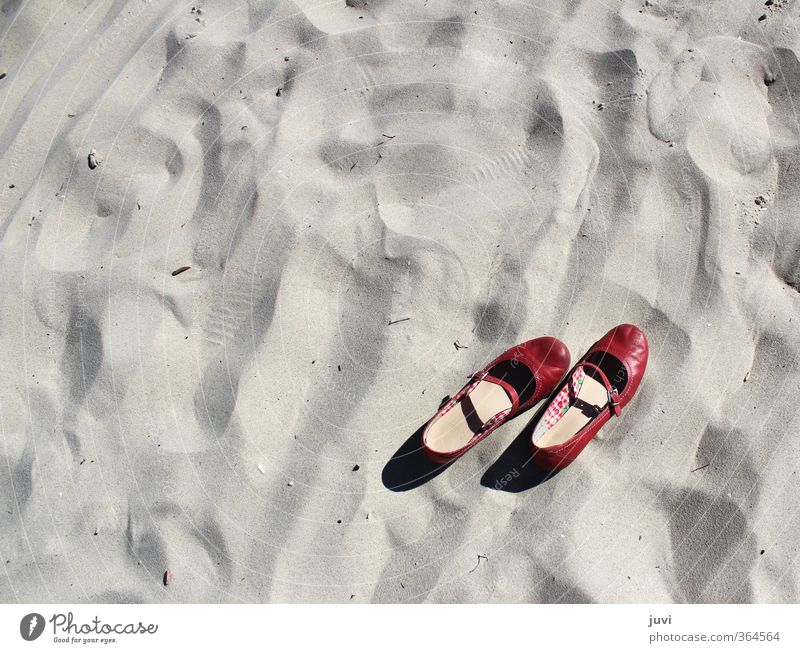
163 569 172 586
469 554 488 573
382 134 396 139
171 266 191 277
454 341 468 351
388 317 410 326
349 161 357 171
690 463 710 473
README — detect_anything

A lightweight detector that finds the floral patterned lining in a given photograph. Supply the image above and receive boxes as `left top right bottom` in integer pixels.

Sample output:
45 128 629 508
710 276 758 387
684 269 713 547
533 367 585 440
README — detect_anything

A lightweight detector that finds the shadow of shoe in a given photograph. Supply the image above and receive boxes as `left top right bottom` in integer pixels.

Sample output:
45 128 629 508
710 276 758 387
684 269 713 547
381 423 452 492
480 419 561 492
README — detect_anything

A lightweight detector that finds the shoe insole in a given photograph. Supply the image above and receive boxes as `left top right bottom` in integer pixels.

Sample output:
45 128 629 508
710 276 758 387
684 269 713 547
534 374 608 448
425 381 512 454
533 350 628 449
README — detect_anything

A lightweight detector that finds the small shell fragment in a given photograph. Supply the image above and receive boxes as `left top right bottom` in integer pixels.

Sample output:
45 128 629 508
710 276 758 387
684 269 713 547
257 463 265 474
88 149 99 169
163 569 171 586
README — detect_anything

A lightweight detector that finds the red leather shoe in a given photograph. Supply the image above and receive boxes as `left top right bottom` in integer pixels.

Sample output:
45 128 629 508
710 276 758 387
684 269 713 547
422 337 570 463
528 324 648 471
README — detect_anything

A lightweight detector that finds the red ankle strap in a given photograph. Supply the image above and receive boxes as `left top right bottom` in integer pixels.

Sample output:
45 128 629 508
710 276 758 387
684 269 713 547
469 370 521 413
573 361 622 417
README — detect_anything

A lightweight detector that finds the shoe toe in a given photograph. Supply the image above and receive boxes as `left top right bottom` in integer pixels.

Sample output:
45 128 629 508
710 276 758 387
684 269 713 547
614 323 648 365
597 324 648 358
521 336 570 371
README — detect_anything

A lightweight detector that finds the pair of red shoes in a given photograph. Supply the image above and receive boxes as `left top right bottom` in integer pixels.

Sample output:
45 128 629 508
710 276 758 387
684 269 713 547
421 324 648 472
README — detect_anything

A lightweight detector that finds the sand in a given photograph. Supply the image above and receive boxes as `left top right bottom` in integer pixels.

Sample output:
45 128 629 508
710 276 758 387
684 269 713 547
1 0 799 603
